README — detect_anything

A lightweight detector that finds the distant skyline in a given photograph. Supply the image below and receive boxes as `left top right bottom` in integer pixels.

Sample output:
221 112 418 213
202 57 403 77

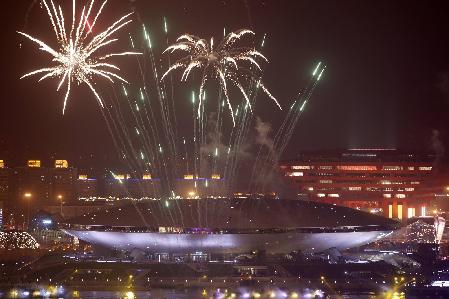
1 0 449 168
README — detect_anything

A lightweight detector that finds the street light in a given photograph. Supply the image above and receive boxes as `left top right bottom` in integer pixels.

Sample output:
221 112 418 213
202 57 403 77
24 193 32 230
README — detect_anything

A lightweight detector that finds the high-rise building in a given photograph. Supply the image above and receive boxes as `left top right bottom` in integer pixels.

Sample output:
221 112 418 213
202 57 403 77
4 160 78 228
53 160 77 203
76 174 98 199
280 149 440 220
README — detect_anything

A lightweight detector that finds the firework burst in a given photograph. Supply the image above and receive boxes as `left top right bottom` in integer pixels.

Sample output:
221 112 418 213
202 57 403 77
162 29 281 125
19 0 141 114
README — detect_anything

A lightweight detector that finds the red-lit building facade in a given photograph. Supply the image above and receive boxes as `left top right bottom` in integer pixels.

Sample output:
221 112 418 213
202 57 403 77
280 149 443 220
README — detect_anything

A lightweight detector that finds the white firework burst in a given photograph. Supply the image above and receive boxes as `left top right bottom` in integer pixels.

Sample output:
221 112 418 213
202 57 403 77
18 0 141 114
162 29 281 125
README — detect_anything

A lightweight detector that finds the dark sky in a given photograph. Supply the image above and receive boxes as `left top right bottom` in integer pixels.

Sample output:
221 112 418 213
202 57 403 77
1 0 449 169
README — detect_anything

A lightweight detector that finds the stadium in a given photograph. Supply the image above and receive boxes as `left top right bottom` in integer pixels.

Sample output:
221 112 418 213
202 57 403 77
61 198 400 255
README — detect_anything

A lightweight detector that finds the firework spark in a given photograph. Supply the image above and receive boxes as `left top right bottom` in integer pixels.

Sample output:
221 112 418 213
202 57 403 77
161 29 281 125
19 0 141 114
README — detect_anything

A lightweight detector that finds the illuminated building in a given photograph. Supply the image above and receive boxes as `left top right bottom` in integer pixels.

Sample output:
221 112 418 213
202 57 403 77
62 198 399 255
280 149 438 220
5 160 76 228
76 175 97 198
175 175 224 198
53 160 77 203
0 164 9 209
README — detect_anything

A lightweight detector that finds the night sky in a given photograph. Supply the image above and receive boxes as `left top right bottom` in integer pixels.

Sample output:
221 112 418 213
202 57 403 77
1 0 449 169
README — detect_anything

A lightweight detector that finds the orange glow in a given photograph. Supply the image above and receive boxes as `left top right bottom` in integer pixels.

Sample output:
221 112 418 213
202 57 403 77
27 160 41 168
55 159 68 168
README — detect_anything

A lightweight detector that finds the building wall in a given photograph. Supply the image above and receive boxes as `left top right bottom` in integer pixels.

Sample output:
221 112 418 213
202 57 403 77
280 150 440 220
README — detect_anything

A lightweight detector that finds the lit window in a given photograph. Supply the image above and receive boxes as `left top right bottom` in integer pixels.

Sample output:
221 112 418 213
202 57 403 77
316 193 325 197
287 172 303 177
307 187 314 191
421 206 426 216
319 180 332 184
142 174 152 180
211 174 221 180
410 181 420 185
418 166 432 171
292 165 310 170
319 166 333 170
78 175 88 180
407 166 415 171
388 204 393 218
27 160 41 168
380 180 391 185
328 193 339 198
348 186 361 191
397 204 403 220
404 187 414 192
407 207 415 218
0 160 4 168
382 166 402 171
395 194 406 199
113 174 125 180
383 194 391 198
184 174 194 180
55 160 68 168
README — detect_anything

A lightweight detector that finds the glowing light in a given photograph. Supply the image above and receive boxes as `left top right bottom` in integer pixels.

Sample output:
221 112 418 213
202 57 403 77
313 61 322 76
19 0 141 114
27 160 41 168
317 67 326 80
55 159 68 168
125 291 135 299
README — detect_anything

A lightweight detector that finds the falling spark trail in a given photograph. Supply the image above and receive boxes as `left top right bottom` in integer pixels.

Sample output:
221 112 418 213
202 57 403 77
162 29 281 125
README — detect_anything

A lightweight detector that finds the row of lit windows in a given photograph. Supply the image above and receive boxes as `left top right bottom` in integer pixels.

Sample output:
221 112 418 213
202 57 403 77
0 160 70 169
314 193 408 199
290 165 432 171
308 179 421 185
